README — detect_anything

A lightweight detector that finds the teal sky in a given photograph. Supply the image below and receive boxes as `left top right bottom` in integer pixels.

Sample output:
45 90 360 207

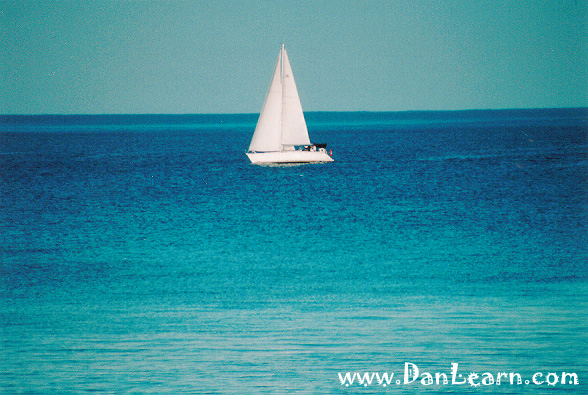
1 0 587 114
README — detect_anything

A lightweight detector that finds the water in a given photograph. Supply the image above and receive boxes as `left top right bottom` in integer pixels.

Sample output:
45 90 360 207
1 109 587 393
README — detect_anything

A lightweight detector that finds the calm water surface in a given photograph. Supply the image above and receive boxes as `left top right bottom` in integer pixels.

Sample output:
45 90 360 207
1 109 587 393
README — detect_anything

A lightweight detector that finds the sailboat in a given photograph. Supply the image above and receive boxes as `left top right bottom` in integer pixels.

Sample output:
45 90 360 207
246 44 334 164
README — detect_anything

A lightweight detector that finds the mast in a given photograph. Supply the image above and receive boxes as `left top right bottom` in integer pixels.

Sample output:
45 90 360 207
280 44 284 150
281 43 285 80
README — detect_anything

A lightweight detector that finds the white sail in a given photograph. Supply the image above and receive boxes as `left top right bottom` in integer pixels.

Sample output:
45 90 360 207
281 48 311 147
248 45 311 152
246 45 333 164
248 53 283 152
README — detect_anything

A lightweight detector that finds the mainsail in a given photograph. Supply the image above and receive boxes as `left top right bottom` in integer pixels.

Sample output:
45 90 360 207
248 45 311 152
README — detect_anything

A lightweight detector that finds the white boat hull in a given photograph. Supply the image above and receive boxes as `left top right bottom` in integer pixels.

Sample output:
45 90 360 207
247 150 334 164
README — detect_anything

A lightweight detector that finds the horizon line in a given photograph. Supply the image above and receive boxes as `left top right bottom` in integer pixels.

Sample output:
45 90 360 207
2 106 587 117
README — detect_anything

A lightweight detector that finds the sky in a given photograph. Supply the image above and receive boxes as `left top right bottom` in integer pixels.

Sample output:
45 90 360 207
1 0 587 114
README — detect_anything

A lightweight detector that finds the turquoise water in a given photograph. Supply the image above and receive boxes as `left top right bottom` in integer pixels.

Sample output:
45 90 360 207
1 109 587 393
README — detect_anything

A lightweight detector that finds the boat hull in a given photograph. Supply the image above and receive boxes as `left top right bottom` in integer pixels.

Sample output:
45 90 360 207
247 150 334 164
